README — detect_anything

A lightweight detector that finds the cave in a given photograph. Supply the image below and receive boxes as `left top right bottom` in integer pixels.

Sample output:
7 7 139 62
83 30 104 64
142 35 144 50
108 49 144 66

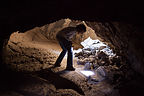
1 1 144 96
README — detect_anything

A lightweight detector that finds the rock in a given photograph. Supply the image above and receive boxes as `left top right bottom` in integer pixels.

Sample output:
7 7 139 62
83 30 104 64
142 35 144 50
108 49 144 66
96 66 107 77
83 50 92 56
77 59 86 65
97 51 108 59
83 58 90 62
83 54 89 58
92 62 99 69
89 55 95 58
74 51 83 57
87 66 107 83
84 62 92 70
88 57 95 63
3 35 58 72
99 46 107 50
77 55 84 59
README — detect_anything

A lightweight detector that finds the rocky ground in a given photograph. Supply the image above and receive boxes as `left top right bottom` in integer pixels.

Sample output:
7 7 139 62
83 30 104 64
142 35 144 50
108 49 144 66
1 31 118 96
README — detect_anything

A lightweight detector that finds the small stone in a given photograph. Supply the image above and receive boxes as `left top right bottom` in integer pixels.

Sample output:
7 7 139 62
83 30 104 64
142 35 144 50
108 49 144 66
77 59 86 65
99 46 106 50
84 62 92 70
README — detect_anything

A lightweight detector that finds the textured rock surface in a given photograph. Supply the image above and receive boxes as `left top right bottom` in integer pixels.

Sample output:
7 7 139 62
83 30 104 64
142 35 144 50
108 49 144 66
0 71 82 96
74 39 130 86
3 32 58 72
86 21 144 76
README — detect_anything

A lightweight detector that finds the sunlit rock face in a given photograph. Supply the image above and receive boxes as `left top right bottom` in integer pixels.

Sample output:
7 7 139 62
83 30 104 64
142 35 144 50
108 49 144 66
3 32 57 72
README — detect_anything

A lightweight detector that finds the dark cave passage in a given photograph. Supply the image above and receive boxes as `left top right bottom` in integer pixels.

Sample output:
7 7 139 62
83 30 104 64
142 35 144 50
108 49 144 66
1 1 144 96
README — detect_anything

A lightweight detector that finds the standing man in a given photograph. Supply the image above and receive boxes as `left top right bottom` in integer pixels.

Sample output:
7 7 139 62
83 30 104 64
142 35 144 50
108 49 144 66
54 24 86 71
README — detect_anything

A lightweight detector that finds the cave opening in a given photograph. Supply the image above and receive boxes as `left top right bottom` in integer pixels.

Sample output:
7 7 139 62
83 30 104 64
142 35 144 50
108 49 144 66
1 18 144 96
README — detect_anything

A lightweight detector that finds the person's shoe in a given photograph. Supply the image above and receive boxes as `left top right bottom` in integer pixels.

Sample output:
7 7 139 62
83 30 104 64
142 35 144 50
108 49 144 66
65 67 75 71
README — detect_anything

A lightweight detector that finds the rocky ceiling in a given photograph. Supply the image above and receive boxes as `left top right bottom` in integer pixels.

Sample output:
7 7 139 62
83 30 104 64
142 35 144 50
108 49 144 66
1 0 144 32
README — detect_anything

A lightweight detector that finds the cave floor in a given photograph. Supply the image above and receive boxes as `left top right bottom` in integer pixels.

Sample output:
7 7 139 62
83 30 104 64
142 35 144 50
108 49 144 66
1 40 144 96
1 40 118 96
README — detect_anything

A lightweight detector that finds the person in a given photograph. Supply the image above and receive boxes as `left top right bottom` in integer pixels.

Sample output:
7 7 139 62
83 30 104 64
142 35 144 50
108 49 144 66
54 24 86 71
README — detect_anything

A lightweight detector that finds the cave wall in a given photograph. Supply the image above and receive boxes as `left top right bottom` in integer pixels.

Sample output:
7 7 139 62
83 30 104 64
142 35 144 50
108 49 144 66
3 33 58 72
86 21 144 75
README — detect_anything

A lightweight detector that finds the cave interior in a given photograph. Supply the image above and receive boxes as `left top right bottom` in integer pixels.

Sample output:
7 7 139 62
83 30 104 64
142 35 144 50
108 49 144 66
0 0 144 96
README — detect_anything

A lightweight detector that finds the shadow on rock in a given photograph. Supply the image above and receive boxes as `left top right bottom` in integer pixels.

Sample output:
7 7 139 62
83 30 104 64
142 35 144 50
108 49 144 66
35 69 85 95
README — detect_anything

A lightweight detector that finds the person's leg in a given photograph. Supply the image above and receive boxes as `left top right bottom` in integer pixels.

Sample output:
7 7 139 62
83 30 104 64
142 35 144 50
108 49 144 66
54 41 67 67
65 41 75 71
67 46 73 68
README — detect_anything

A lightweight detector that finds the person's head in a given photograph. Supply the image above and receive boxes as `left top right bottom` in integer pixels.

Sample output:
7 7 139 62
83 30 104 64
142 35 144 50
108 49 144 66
76 24 86 34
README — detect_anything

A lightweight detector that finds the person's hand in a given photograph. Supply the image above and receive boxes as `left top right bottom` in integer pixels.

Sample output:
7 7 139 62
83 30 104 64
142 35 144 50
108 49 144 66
72 43 74 47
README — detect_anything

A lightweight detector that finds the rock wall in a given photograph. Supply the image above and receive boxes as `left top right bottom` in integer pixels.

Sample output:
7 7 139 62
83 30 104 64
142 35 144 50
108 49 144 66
86 21 144 76
3 32 57 72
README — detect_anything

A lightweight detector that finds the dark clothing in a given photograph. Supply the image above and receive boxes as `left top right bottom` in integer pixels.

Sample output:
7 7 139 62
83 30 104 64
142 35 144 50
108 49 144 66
55 27 76 68
55 37 73 67
56 27 76 41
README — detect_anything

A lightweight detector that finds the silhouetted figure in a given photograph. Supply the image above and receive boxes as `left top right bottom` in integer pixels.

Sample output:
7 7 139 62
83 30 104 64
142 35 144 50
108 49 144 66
54 24 86 71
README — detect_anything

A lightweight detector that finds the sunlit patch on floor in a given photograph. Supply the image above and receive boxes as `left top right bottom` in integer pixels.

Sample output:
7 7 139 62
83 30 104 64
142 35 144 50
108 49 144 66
80 70 95 77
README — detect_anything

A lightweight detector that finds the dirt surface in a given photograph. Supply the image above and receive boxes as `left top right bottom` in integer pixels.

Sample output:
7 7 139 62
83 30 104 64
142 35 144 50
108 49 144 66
2 41 117 96
2 35 118 96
